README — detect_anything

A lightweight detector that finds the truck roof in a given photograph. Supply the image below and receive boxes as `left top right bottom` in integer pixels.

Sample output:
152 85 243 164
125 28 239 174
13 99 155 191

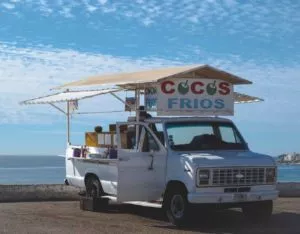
144 116 232 123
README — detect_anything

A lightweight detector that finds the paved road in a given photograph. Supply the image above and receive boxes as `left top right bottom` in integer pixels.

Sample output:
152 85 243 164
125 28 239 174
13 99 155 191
0 198 300 234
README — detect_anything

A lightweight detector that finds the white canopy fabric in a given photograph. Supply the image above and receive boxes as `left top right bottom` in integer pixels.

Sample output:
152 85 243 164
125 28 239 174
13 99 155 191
54 64 252 90
21 88 121 105
234 92 263 104
20 88 262 105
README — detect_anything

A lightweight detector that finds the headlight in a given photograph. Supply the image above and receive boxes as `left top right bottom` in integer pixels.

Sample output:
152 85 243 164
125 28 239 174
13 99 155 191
197 169 210 186
266 168 276 184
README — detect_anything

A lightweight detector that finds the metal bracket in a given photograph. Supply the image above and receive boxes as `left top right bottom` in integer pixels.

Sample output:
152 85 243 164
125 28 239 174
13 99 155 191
110 92 134 111
49 103 67 115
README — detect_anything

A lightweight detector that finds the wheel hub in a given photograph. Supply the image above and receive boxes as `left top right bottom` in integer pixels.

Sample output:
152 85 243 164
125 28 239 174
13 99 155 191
91 185 98 198
170 194 185 219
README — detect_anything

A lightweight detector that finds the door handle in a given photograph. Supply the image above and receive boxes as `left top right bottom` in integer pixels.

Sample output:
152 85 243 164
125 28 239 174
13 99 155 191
148 154 154 170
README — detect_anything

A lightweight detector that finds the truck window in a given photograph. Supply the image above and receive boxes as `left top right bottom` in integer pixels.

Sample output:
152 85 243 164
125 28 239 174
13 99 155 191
118 123 160 152
219 125 241 144
166 121 247 151
141 130 160 152
167 124 214 145
119 124 140 150
148 123 165 146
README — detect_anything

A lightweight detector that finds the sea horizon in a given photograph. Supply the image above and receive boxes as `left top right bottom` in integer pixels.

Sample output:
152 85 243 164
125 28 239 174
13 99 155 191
0 155 299 185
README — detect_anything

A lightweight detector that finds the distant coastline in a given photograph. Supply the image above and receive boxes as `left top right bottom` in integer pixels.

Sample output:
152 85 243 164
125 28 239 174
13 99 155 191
277 152 300 165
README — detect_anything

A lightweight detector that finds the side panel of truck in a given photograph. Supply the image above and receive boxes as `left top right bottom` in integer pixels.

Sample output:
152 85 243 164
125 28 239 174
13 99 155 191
116 122 167 202
65 146 118 194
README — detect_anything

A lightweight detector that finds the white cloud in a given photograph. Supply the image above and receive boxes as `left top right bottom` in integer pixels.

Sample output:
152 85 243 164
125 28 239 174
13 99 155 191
0 41 180 124
3 0 299 40
98 0 108 5
0 41 299 128
2 2 15 9
188 16 198 23
82 0 97 13
39 0 52 15
142 17 154 26
223 0 237 7
101 6 116 13
86 5 97 13
59 7 73 18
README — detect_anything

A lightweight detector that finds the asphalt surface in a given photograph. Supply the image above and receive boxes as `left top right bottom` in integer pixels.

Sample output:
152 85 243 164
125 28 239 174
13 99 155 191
0 198 300 234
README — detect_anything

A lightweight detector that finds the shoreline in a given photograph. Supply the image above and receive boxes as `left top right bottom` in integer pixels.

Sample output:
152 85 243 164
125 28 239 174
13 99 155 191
277 163 300 165
0 182 300 203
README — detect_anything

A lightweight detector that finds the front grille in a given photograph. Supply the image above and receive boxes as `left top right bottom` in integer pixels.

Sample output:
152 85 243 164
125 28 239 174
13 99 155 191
212 167 266 186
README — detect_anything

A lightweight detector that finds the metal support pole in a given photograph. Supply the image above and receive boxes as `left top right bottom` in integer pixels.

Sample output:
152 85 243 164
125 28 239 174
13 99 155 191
135 89 140 150
66 100 70 145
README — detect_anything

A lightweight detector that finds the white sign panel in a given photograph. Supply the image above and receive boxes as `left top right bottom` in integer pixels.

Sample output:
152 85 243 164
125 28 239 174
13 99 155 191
145 79 234 116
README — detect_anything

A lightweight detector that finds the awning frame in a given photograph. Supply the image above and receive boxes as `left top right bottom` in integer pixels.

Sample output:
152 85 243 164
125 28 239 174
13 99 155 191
20 65 263 147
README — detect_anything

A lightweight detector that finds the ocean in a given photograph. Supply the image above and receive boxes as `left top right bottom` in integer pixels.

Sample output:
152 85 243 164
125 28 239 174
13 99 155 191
0 155 299 184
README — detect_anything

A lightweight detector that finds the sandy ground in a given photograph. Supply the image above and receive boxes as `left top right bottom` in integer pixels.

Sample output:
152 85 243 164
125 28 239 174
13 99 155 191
0 198 300 234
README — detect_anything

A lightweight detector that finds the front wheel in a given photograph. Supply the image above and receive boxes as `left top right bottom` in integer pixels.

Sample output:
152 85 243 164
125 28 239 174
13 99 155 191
163 187 190 226
242 200 273 223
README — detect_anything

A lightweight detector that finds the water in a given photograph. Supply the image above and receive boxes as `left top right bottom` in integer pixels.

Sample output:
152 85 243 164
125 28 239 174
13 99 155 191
0 155 65 184
276 164 300 182
0 155 299 184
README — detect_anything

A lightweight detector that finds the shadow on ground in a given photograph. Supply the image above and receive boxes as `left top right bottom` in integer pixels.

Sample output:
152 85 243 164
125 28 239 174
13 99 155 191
102 204 300 234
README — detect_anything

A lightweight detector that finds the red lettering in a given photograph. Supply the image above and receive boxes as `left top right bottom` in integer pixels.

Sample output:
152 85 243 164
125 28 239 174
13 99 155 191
191 82 204 94
218 82 230 95
161 80 175 94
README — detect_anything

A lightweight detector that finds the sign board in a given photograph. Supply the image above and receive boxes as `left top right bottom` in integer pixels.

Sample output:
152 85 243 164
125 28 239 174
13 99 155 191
145 78 234 116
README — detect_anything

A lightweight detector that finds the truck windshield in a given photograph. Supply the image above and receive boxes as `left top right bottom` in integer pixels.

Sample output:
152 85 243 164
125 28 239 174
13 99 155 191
166 121 247 151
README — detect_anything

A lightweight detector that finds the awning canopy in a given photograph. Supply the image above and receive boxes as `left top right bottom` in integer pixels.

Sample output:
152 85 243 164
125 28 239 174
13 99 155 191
20 88 121 105
234 92 263 104
20 88 262 105
54 64 252 90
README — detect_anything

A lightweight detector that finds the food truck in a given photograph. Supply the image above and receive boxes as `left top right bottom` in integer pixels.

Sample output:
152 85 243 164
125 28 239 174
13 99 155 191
21 64 278 226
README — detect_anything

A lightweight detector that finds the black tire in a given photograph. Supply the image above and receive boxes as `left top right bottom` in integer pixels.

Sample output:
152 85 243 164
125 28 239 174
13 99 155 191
242 200 273 223
86 176 102 198
163 186 190 227
85 176 108 211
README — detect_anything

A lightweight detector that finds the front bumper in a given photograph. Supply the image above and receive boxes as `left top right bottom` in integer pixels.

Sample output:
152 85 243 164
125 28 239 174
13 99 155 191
188 190 279 204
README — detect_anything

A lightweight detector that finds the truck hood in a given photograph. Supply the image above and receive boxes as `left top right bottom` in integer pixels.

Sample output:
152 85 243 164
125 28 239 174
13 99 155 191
179 151 276 168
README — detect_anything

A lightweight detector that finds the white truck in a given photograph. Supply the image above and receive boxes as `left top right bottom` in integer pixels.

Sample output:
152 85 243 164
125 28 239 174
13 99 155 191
21 64 278 226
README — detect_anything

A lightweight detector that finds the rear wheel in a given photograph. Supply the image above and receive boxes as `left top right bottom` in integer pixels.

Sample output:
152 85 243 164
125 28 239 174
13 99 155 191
86 176 101 198
85 176 108 210
242 200 273 223
163 186 190 227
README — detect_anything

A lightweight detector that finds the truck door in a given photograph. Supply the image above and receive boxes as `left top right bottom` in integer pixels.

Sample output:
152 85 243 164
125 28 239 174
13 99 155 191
116 122 167 202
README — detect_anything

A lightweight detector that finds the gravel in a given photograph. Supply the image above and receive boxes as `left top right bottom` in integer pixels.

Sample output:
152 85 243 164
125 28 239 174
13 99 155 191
0 198 299 234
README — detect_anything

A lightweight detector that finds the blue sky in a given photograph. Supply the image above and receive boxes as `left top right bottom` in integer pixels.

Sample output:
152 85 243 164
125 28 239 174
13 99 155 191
0 0 299 156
